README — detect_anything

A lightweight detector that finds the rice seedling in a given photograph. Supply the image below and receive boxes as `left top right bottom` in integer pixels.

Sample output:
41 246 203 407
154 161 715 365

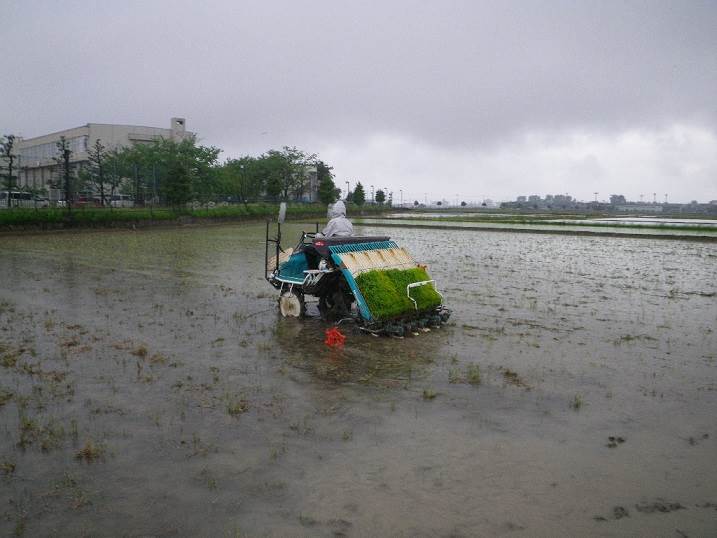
355 267 442 320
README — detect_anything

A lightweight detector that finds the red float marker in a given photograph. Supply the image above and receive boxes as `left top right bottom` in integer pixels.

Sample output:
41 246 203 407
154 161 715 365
324 327 346 347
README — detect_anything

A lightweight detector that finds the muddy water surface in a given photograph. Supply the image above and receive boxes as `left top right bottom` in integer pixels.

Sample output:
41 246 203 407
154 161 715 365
0 223 716 536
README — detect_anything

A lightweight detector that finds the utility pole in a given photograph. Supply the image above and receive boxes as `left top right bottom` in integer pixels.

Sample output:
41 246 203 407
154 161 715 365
400 189 403 207
594 192 598 202
640 194 644 203
370 184 374 203
345 180 350 201
62 145 72 215
653 192 656 204
664 193 668 204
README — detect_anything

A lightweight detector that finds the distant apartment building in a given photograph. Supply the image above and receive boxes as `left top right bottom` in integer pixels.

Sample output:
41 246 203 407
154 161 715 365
15 118 190 197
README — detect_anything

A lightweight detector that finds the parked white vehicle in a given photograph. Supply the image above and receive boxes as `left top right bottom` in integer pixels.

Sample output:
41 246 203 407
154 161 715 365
110 195 135 208
0 191 50 208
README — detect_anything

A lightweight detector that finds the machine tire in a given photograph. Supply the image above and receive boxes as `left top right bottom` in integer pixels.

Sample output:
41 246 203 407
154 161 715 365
279 289 306 317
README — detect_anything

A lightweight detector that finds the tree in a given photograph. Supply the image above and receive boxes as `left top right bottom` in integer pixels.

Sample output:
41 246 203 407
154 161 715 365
86 139 109 206
375 189 386 204
610 194 626 205
103 148 128 206
461 201 467 207
316 160 339 205
353 182 366 206
413 200 419 207
262 151 286 201
263 146 316 201
53 136 74 214
165 157 192 206
109 136 221 206
1 135 17 208
217 156 266 203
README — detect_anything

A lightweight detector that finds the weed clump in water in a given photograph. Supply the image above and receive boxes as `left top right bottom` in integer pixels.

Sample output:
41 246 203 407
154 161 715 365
355 267 442 320
448 363 481 385
466 364 481 385
0 389 13 407
502 368 529 388
226 398 249 416
571 394 583 410
422 388 437 400
131 345 148 359
0 461 16 476
75 440 106 463
1 350 20 368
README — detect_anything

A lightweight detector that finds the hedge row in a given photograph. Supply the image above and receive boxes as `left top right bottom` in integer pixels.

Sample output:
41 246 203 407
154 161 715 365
0 203 387 228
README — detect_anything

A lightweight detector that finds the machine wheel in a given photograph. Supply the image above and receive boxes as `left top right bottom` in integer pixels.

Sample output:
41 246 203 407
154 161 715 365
279 289 306 317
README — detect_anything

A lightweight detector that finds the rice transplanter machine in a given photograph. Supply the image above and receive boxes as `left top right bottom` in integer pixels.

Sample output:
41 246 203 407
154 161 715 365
264 212 450 336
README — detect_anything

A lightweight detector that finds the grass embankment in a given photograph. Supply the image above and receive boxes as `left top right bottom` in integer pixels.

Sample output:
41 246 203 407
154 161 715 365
355 267 442 320
0 203 386 230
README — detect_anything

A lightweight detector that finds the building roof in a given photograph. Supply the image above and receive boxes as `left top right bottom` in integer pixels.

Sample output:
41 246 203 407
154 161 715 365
18 122 178 143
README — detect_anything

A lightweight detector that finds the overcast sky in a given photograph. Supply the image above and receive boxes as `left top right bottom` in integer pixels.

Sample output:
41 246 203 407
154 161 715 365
3 0 716 203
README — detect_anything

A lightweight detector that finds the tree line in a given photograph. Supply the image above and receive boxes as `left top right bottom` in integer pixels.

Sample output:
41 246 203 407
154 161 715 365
1 132 355 209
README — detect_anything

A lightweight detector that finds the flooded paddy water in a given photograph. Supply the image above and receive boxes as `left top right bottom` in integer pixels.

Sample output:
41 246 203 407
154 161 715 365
354 217 717 239
0 222 716 536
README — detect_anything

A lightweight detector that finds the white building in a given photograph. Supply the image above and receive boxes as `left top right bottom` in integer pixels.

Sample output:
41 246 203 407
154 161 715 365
15 118 189 195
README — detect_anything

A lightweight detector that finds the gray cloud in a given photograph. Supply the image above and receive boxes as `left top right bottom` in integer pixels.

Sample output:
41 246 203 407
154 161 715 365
3 0 716 201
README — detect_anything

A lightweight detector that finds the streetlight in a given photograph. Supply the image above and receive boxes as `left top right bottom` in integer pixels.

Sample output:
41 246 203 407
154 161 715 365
345 181 350 201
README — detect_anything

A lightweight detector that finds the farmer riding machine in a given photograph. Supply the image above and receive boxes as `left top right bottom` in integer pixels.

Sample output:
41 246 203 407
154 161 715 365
264 207 450 336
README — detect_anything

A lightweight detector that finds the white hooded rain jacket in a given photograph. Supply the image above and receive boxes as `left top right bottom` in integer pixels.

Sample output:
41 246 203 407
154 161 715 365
318 200 353 237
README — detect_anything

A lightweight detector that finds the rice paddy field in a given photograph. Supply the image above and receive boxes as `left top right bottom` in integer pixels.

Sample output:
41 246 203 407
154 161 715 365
0 222 716 536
